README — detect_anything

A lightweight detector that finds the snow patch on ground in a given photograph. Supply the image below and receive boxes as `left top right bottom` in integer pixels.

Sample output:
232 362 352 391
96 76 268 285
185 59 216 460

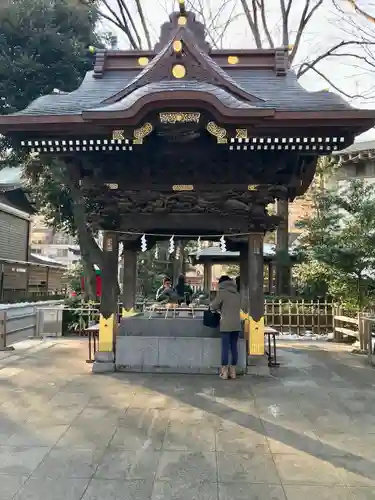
277 331 330 341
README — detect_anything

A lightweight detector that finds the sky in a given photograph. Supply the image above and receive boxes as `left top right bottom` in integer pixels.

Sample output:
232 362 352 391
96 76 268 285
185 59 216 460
99 0 375 141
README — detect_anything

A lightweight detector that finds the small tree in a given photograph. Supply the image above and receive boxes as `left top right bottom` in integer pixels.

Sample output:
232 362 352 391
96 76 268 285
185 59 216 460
0 0 101 116
296 179 375 309
1 0 106 299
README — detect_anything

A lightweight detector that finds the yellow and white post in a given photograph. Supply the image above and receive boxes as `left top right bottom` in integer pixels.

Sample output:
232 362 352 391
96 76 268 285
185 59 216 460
122 246 137 318
248 232 265 356
93 231 119 372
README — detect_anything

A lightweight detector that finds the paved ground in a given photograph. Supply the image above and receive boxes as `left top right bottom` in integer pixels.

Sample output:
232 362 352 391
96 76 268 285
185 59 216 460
0 338 375 500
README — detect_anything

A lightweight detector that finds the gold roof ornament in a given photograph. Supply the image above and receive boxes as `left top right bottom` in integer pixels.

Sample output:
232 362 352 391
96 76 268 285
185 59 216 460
112 130 125 141
172 64 186 79
138 57 149 66
159 112 200 124
236 129 248 140
173 40 183 53
228 56 239 65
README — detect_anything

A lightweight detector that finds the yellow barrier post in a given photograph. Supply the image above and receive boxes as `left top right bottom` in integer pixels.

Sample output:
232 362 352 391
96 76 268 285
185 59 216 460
248 233 265 356
93 231 119 372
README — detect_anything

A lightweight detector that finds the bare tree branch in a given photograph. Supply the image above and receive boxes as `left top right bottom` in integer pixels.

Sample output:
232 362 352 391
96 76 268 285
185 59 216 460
344 0 375 23
279 0 289 46
297 39 375 78
101 0 139 47
134 0 152 49
307 65 370 100
290 0 324 63
78 0 140 48
239 0 262 48
117 0 143 49
256 0 275 47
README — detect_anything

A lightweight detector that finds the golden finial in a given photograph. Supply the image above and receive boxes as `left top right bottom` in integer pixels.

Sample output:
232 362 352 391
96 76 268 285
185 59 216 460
177 0 186 15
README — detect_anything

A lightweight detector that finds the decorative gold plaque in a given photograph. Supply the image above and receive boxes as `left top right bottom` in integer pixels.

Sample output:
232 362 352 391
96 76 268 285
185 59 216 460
133 122 153 144
172 185 194 191
248 184 259 191
236 129 248 140
178 15 187 25
105 183 118 190
112 130 125 141
206 121 228 144
172 64 186 79
159 112 200 124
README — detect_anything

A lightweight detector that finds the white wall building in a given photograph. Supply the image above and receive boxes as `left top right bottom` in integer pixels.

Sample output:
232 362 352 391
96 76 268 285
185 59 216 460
29 216 80 268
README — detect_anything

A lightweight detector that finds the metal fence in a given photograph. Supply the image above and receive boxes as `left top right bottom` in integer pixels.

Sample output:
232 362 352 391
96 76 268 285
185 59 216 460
0 301 64 350
62 299 335 337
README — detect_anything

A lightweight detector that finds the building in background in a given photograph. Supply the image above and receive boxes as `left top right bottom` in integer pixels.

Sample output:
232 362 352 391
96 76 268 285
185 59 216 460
0 167 33 261
30 215 80 268
329 140 375 188
0 167 66 300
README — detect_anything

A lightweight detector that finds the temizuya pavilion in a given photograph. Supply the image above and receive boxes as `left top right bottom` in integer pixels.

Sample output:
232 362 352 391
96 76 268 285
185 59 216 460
1 2 375 372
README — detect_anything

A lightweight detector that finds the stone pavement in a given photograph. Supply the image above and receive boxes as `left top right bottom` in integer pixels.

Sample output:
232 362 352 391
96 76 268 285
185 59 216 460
0 338 375 500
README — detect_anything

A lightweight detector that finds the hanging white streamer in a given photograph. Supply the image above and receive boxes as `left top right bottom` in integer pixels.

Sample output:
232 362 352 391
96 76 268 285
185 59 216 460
169 235 175 254
220 235 226 252
141 234 147 252
154 245 159 259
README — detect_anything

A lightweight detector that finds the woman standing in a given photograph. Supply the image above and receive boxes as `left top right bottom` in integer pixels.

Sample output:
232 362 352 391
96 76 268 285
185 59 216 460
210 275 241 380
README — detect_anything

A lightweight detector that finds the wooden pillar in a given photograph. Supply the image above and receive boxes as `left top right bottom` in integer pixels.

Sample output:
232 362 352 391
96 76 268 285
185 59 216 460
46 267 50 296
275 198 291 296
203 262 212 293
0 264 4 301
248 233 265 355
94 231 119 372
267 262 272 294
122 247 137 316
239 245 248 312
25 265 30 299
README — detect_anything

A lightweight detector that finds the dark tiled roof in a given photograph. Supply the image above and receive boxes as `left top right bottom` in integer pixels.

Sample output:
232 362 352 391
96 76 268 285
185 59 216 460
14 67 352 117
227 69 352 111
89 81 257 112
333 139 375 154
0 167 23 188
15 71 139 116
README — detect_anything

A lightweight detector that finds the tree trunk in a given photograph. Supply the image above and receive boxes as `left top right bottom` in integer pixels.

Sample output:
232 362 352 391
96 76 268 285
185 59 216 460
62 168 109 301
82 257 97 300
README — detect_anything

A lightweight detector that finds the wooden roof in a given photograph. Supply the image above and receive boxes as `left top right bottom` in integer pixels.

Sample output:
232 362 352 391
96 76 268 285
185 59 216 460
0 8 374 140
331 140 375 165
0 167 35 214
